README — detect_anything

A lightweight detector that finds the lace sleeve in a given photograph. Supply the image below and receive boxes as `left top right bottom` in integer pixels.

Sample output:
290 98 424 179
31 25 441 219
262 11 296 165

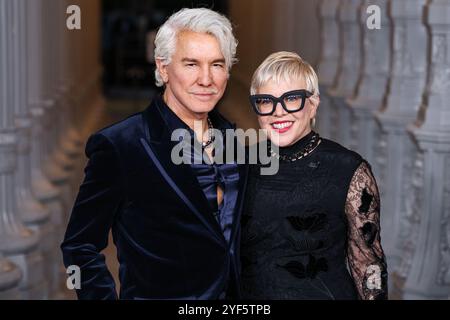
345 161 388 300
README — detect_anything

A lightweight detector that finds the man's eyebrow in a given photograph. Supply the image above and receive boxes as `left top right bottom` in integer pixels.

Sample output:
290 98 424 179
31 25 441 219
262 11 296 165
181 58 199 63
212 58 226 64
181 58 226 64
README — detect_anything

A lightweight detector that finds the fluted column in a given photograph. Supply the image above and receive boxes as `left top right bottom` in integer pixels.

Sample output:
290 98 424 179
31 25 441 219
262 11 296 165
45 0 75 299
316 0 341 140
374 0 428 274
29 0 61 209
40 1 73 234
347 0 390 170
27 0 65 299
0 258 21 299
328 0 363 149
0 0 45 300
401 0 450 299
13 0 53 298
42 0 71 196
0 0 22 299
14 0 50 226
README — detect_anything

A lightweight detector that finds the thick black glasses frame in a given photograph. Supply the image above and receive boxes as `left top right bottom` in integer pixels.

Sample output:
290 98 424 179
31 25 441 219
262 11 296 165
249 89 314 116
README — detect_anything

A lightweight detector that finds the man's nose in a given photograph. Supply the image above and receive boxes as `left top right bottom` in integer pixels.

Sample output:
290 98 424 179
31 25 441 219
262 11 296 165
197 67 213 86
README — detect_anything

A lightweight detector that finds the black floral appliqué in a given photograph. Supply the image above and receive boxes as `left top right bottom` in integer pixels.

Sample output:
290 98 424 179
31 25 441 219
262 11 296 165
279 255 328 279
286 213 327 233
308 161 320 169
358 188 373 214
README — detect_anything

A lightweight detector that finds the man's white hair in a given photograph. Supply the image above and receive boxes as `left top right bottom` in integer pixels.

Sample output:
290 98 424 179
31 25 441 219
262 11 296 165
154 8 238 87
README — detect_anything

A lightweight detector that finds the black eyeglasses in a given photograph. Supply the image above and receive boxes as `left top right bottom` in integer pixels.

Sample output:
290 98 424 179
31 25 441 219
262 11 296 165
249 89 314 116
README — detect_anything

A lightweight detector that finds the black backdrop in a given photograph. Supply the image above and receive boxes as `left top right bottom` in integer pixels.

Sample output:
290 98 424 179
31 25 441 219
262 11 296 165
101 0 228 99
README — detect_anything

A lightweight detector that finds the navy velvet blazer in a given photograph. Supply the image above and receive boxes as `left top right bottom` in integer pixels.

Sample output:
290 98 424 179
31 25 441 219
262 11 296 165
61 97 248 300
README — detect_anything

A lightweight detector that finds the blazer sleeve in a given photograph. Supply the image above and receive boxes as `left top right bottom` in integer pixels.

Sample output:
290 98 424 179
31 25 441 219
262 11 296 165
61 133 124 300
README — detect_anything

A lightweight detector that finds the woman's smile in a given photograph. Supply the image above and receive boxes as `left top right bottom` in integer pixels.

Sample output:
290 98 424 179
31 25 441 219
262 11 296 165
271 120 294 133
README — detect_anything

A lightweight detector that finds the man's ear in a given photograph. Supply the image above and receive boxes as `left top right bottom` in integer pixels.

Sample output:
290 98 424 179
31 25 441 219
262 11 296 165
155 58 168 83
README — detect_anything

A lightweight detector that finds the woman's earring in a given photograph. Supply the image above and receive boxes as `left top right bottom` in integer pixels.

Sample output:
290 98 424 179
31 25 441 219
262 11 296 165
310 117 316 128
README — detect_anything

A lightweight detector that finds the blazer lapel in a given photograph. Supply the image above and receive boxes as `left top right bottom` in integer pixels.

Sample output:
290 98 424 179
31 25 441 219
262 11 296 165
139 99 226 246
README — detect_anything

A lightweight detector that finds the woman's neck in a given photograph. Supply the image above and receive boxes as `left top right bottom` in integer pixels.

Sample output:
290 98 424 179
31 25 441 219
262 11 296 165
279 129 315 155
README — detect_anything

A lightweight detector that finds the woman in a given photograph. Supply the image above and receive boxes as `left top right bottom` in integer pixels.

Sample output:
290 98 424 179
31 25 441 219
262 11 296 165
240 51 388 300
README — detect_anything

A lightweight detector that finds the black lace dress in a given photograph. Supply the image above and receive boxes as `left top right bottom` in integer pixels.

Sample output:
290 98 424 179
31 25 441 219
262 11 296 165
240 131 388 300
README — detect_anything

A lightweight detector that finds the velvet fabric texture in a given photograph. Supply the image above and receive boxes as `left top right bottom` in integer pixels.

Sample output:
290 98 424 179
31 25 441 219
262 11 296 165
157 101 240 245
61 96 248 300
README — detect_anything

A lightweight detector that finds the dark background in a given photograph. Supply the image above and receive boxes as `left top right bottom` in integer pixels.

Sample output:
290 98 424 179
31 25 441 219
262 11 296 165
101 0 228 99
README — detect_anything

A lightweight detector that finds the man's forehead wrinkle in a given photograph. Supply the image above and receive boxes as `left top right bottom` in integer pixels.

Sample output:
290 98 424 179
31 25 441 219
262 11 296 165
174 33 225 60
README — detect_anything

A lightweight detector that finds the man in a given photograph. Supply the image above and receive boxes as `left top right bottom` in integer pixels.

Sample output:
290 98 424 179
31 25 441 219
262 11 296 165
61 8 247 300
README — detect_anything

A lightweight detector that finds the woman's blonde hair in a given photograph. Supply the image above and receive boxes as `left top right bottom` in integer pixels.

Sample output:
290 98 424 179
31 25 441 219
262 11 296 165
250 51 320 96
